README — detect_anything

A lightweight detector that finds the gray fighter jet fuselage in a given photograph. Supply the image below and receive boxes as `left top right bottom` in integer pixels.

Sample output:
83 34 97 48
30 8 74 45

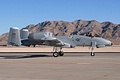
21 33 112 48
8 27 112 57
21 32 112 57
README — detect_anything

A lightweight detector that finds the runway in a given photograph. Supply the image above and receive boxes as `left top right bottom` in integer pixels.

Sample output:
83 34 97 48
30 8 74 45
0 52 120 80
0 52 120 58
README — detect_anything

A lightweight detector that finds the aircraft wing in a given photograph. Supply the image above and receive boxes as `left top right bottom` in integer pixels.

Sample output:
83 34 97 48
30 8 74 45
41 37 64 45
41 36 75 48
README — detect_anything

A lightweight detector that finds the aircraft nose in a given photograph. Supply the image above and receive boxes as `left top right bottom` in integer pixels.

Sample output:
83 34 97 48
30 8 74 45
105 40 112 46
108 41 113 46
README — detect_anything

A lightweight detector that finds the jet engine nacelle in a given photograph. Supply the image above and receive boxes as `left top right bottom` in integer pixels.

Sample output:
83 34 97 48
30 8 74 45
28 32 53 41
20 29 29 39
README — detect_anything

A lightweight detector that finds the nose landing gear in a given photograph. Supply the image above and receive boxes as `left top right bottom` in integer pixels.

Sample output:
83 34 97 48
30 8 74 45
91 52 95 56
90 47 95 56
90 42 96 56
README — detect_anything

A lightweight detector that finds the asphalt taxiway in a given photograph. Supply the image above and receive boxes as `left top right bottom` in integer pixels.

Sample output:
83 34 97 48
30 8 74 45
0 52 120 80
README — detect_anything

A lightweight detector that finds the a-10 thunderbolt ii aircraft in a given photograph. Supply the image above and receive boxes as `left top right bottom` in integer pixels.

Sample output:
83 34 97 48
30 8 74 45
8 26 112 57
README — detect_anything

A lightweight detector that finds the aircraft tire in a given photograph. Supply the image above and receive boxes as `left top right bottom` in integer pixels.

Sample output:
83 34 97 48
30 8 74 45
59 51 64 56
91 52 95 56
53 52 59 57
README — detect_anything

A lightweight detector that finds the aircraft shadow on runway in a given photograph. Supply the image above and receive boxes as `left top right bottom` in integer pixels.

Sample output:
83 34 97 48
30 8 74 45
0 54 52 59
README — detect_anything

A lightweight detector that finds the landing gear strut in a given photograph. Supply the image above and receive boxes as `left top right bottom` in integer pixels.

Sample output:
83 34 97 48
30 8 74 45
52 47 64 57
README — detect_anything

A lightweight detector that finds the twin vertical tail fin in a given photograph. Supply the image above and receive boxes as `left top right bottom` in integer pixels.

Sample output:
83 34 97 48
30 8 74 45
8 27 29 46
8 27 21 46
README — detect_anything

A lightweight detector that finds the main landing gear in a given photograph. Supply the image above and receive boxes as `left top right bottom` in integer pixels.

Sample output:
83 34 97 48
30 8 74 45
52 47 64 57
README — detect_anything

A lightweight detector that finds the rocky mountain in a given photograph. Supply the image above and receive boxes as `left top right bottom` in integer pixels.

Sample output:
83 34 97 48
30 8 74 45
0 19 120 45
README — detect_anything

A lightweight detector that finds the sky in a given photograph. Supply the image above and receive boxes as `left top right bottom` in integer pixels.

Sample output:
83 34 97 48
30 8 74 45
0 0 120 35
